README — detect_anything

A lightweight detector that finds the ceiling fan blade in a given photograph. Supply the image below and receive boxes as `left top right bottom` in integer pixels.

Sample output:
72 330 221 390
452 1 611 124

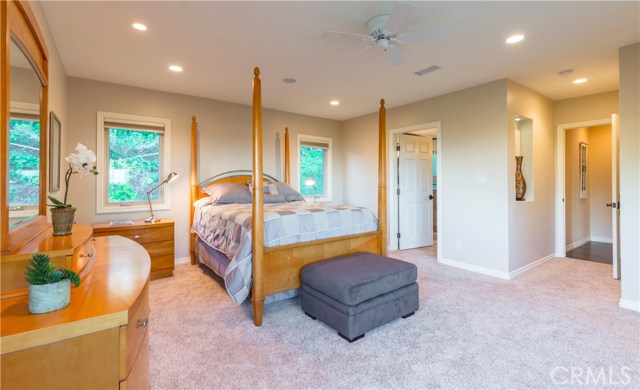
324 30 373 41
385 45 405 66
335 44 373 63
383 2 416 34
396 26 453 44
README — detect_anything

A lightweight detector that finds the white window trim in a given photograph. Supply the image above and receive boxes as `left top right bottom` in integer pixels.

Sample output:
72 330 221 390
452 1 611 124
96 111 171 214
296 134 332 202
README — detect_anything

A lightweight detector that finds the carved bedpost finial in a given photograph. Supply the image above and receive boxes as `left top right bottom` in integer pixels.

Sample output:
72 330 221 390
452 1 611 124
285 127 289 133
380 98 385 107
192 115 196 122
254 67 260 76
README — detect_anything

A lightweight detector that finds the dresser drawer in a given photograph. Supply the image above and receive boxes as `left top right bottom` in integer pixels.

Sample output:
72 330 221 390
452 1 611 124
141 240 174 259
121 282 149 380
120 330 149 390
106 226 173 245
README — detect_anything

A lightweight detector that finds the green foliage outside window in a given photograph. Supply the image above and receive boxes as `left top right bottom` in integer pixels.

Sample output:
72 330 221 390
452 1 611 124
299 145 325 197
108 128 160 203
9 119 40 206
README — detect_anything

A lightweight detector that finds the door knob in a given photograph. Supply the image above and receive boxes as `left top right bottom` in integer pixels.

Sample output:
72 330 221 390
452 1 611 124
606 202 618 208
429 194 434 200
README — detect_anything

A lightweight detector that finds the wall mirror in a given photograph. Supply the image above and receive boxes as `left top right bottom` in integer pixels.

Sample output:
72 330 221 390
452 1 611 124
1 0 49 254
8 38 42 228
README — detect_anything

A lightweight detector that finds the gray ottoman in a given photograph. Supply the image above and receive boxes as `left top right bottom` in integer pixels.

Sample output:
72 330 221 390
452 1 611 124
301 252 419 342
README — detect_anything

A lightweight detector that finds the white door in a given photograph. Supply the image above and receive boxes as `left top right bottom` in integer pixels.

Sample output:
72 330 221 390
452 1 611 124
611 114 621 279
398 134 433 250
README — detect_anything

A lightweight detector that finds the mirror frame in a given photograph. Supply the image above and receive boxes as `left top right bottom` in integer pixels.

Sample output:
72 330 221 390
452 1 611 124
1 0 49 254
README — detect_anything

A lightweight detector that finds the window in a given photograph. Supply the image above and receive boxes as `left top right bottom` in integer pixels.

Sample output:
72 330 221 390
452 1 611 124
297 134 332 201
97 112 171 214
8 103 40 216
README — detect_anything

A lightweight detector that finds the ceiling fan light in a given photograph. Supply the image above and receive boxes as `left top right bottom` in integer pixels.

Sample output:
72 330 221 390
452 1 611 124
506 34 525 44
330 100 340 106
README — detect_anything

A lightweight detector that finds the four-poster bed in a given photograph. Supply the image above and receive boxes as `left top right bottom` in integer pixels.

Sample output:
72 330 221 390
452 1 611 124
189 67 388 326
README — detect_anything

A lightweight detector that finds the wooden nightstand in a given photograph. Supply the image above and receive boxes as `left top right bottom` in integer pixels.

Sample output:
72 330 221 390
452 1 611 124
93 219 175 280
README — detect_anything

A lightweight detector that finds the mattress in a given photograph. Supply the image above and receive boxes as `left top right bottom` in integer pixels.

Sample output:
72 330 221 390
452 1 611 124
191 199 378 305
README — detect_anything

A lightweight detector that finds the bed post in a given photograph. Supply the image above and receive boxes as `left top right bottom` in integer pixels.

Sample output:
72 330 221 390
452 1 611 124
251 67 265 326
284 127 290 184
378 99 388 256
190 115 198 265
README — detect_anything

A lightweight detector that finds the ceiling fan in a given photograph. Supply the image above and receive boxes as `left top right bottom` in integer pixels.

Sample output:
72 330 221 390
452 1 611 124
325 1 452 66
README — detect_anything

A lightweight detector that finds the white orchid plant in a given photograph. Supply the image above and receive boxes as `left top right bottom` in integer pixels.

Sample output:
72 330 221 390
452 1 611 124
48 143 99 209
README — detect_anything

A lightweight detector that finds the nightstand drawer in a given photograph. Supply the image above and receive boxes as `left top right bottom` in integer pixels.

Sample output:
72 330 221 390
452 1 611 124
151 254 174 273
111 226 173 244
140 240 174 259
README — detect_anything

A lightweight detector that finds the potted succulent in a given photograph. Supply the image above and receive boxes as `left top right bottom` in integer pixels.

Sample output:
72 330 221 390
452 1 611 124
48 143 98 235
25 253 81 314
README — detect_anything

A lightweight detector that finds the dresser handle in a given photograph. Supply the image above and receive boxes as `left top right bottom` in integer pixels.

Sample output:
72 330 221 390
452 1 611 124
133 235 141 239
80 252 92 258
137 319 148 328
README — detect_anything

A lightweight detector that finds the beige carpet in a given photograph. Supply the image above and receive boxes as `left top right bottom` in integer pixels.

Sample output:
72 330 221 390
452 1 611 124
149 249 639 389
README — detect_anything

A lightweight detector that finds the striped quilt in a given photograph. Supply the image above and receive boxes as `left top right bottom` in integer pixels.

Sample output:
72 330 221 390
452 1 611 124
191 199 378 304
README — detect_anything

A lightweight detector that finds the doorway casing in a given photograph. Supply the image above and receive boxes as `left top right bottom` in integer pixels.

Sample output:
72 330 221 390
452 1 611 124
387 121 442 259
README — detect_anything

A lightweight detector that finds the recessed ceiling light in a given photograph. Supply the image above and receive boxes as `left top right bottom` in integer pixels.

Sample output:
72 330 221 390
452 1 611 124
282 78 296 84
169 65 183 72
506 34 524 44
330 100 340 106
573 78 588 84
515 117 521 122
132 23 147 31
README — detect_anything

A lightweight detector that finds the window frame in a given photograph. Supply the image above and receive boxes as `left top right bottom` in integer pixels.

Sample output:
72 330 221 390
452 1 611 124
96 111 171 214
296 134 332 202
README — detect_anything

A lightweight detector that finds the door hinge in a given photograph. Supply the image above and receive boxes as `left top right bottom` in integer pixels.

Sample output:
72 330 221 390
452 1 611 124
396 144 401 152
396 188 401 195
397 233 401 239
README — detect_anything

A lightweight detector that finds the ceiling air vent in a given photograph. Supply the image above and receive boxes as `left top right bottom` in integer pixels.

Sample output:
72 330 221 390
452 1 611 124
414 65 440 76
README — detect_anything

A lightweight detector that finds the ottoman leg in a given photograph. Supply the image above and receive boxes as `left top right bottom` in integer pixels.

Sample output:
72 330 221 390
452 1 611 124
402 311 415 319
339 333 365 343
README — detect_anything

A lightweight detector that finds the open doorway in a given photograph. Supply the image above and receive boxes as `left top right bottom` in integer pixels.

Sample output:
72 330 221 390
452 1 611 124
564 125 613 264
387 122 441 256
556 115 621 279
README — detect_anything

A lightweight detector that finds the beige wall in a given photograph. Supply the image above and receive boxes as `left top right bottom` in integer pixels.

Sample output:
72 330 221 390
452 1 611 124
31 1 69 208
618 43 639 307
343 80 511 273
555 91 619 125
506 81 556 272
565 127 591 246
588 125 612 241
65 77 342 260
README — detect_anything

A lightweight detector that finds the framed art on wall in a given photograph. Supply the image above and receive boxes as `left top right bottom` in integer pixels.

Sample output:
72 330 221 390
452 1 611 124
579 142 588 199
49 111 61 192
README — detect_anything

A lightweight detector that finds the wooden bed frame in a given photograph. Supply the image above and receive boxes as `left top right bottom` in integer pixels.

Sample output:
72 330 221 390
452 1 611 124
190 67 388 326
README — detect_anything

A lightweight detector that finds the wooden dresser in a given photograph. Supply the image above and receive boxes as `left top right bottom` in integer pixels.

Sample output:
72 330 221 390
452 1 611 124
0 227 151 390
93 219 175 280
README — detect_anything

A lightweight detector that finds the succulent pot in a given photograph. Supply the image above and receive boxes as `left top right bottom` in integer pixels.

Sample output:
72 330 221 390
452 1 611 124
28 279 71 314
51 207 76 236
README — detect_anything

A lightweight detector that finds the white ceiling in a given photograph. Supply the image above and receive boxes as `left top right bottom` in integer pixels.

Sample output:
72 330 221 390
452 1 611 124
41 1 639 121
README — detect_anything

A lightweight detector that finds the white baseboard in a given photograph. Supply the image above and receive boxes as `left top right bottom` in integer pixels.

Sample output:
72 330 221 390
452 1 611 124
591 236 613 244
175 257 191 265
509 254 555 279
439 257 510 280
619 299 640 312
566 237 590 252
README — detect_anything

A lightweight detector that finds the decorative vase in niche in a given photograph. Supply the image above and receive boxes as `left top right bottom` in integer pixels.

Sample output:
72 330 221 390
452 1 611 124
515 156 527 201
51 207 76 236
28 279 71 314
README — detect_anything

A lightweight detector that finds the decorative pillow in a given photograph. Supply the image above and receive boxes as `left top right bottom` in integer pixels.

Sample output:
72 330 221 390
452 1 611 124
247 180 279 195
264 194 286 203
202 182 251 204
273 182 305 202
